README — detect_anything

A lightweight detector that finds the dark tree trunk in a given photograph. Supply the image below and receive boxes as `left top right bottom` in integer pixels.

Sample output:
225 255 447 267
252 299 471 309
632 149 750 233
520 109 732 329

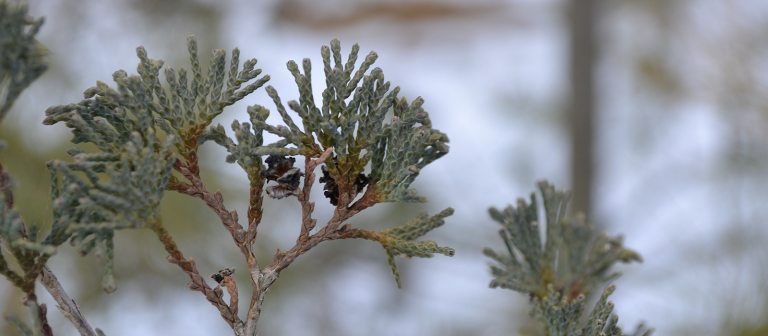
567 0 597 215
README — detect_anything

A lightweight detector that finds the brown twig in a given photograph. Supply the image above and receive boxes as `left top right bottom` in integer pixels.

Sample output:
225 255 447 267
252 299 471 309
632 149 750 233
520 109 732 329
150 222 241 328
168 154 261 335
243 268 278 336
169 145 373 336
265 145 381 276
221 276 239 317
243 147 339 336
242 193 362 335
268 210 350 275
245 168 264 247
296 147 334 243
171 159 245 243
347 172 380 212
40 267 98 336
171 158 259 254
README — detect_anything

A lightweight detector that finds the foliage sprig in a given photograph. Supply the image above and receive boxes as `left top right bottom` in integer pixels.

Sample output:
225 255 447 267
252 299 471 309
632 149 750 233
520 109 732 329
219 39 450 209
484 181 649 335
337 207 455 287
0 1 47 121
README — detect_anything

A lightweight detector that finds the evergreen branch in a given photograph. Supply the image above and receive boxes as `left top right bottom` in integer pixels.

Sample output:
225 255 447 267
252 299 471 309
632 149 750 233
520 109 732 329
236 40 453 332
530 284 652 336
37 35 453 336
240 39 449 207
485 181 648 335
43 133 175 292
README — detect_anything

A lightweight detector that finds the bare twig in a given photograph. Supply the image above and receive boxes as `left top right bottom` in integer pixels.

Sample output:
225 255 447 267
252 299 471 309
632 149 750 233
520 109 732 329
150 222 241 328
168 156 260 335
242 197 359 335
171 159 245 243
243 147 339 336
170 158 259 265
211 268 239 317
243 270 277 336
297 147 334 243
245 169 264 247
221 277 239 317
267 209 351 275
169 146 375 336
243 168 265 302
40 267 98 336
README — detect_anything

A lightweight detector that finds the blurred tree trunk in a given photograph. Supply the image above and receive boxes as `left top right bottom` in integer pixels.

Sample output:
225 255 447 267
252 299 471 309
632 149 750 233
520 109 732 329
567 0 596 215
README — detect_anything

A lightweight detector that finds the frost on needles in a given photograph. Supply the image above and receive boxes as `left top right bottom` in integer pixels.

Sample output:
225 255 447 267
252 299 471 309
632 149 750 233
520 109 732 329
484 181 652 336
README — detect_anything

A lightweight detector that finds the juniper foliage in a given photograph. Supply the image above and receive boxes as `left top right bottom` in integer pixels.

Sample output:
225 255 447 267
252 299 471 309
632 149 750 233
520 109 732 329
1 1 454 331
484 181 651 336
204 38 454 286
0 1 46 122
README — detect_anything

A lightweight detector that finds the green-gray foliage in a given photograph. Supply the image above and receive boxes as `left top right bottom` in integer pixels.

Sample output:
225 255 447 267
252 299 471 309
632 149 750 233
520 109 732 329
0 1 46 122
207 38 454 287
344 207 455 287
532 284 652 336
216 39 449 204
484 181 650 336
38 31 274 291
0 3 454 330
41 34 271 292
42 35 453 289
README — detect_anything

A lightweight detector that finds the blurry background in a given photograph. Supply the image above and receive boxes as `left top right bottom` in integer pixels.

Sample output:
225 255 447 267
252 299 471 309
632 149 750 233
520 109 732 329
2 0 768 335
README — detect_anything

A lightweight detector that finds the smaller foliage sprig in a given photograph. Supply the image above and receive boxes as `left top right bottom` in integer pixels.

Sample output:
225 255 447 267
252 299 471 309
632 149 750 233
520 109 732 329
484 181 651 336
0 1 47 122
